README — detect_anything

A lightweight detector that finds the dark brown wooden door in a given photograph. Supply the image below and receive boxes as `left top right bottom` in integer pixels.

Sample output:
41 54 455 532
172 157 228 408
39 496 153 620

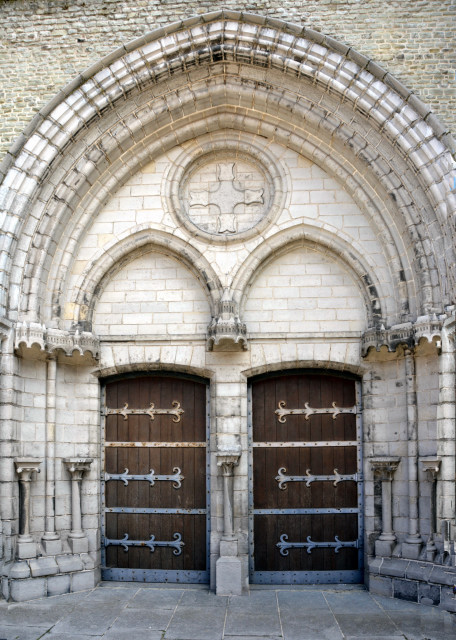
102 375 208 583
249 373 362 584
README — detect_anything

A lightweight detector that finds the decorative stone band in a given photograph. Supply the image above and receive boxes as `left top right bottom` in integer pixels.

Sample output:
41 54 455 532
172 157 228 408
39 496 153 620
14 321 99 362
361 312 454 356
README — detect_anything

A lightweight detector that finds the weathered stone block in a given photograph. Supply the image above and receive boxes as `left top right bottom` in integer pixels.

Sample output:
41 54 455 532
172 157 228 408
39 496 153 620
30 556 58 577
80 552 96 569
440 587 456 613
379 557 408 578
368 574 393 598
68 536 89 554
16 540 37 559
405 560 433 582
375 539 395 557
41 538 62 555
401 541 423 560
393 578 418 602
429 565 456 586
9 561 31 579
47 574 71 596
71 569 96 592
418 582 440 606
10 577 46 602
56 554 84 573
216 556 243 596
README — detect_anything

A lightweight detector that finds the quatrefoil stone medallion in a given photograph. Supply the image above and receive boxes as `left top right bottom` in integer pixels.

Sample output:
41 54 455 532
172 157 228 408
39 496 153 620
164 137 286 243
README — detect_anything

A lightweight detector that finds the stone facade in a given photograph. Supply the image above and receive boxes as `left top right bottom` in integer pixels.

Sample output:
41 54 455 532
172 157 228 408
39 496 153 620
0 6 455 612
0 0 455 158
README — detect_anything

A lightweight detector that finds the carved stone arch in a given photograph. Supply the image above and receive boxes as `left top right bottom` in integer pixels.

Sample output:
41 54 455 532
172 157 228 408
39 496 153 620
93 361 215 382
1 11 454 327
242 361 366 381
233 225 389 328
40 110 421 327
68 228 222 331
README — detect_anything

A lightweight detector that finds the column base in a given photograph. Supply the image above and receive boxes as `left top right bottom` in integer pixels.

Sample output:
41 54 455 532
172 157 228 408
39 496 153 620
375 539 396 557
216 555 243 596
219 537 238 557
68 536 89 554
42 537 62 555
17 540 37 559
402 540 423 559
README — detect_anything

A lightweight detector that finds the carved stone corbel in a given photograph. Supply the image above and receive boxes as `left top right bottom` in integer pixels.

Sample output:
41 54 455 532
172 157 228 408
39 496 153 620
207 289 248 352
370 457 401 557
14 321 100 363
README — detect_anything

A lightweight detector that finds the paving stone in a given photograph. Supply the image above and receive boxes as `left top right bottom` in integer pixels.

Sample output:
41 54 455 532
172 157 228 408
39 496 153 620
0 626 50 640
225 592 281 637
50 602 125 635
128 588 183 608
281 611 343 640
324 590 383 613
107 606 174 630
165 602 227 640
334 612 403 637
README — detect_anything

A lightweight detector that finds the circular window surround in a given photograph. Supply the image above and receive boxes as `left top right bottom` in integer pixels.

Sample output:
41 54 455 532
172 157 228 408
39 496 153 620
163 136 287 244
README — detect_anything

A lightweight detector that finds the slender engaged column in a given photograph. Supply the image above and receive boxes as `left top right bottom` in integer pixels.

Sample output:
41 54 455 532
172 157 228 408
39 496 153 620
215 450 242 596
370 457 401 557
42 355 62 554
420 457 441 561
402 348 423 559
64 458 93 554
14 459 42 559
436 317 456 533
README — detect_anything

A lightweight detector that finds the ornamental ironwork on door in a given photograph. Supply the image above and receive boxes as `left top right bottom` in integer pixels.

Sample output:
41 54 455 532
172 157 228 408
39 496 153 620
249 372 363 584
102 375 209 583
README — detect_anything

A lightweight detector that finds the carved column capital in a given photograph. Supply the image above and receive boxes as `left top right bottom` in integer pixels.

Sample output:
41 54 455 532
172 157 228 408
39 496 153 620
370 456 401 481
420 456 441 480
216 452 240 477
14 459 42 480
63 458 93 480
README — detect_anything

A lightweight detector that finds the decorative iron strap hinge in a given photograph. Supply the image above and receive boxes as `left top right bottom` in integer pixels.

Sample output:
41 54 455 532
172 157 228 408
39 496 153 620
275 467 358 489
104 467 183 488
105 532 184 555
105 401 184 423
275 401 357 423
277 533 359 556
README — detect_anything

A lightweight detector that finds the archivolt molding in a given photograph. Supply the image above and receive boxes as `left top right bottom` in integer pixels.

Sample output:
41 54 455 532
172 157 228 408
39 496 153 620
242 360 366 381
0 12 454 326
68 227 221 330
234 225 387 328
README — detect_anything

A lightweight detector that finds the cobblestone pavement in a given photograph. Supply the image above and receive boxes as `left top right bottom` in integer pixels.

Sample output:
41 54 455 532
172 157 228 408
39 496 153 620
0 583 454 640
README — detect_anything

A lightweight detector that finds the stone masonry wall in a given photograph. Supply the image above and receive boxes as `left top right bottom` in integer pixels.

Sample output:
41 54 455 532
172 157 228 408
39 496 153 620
0 0 455 159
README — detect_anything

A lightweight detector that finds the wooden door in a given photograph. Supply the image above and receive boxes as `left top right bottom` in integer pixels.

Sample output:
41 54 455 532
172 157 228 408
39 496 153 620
249 373 362 584
102 375 209 583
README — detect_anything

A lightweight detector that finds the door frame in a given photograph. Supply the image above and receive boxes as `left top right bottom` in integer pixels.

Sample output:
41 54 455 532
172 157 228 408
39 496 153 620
247 369 364 584
100 371 211 583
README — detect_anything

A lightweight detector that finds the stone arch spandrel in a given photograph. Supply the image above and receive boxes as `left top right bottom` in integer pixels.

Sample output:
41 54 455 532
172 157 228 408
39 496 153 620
243 245 368 335
68 229 220 331
234 226 388 328
91 249 212 338
1 12 454 326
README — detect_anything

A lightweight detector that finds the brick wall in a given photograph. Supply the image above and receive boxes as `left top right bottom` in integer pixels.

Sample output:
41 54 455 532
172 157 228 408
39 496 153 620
0 0 454 158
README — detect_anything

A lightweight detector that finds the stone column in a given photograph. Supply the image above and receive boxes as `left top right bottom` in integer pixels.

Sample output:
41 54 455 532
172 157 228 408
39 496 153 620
420 457 441 561
63 458 93 553
215 449 242 596
14 459 41 559
436 316 455 532
370 457 401 557
402 348 423 559
42 354 62 554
